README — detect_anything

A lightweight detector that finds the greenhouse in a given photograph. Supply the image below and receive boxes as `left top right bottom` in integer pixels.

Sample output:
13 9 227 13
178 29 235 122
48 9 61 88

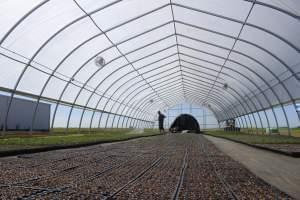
0 0 299 199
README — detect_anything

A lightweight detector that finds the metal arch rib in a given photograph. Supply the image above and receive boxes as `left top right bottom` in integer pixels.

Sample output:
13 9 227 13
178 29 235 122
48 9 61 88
172 2 300 53
244 0 300 19
50 44 178 130
177 31 297 111
106 68 224 122
43 18 296 131
2 0 124 132
0 0 50 45
89 65 181 129
181 57 274 129
118 80 184 128
169 0 186 101
4 1 174 132
178 44 288 133
129 83 224 123
73 0 170 110
108 76 184 128
86 57 180 130
0 49 154 129
126 89 225 128
182 59 271 126
175 20 299 83
181 60 268 127
134 92 224 128
50 43 177 127
29 17 296 130
180 50 280 130
107 49 270 130
109 38 284 129
97 72 182 126
120 69 253 130
96 41 272 130
45 24 178 132
182 72 257 130
85 56 180 130
112 78 230 128
202 0 256 107
177 35 294 133
65 53 178 131
32 22 175 131
1 0 298 130
182 64 266 130
116 74 231 124
1 34 282 132
73 16 300 130
100 70 183 128
121 86 182 126
183 64 263 129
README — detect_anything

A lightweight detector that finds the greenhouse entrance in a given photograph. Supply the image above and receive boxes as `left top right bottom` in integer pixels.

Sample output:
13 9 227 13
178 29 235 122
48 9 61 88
170 114 200 133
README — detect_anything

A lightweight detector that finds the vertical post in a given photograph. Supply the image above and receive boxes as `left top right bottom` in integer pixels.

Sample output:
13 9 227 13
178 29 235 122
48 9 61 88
296 104 300 126
167 108 170 129
181 103 183 115
203 108 206 130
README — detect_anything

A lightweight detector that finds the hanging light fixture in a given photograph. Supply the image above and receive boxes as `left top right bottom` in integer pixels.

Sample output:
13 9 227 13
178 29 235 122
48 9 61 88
149 99 154 103
95 56 105 67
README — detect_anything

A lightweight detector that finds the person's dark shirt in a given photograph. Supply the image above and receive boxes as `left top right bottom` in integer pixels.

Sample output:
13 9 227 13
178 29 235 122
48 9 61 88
158 113 165 122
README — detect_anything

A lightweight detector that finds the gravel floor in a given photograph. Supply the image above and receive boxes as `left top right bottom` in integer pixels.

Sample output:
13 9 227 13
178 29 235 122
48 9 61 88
0 134 292 199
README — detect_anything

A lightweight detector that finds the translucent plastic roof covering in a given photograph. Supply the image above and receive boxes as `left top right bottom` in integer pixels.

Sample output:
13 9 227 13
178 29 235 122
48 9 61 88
0 0 299 129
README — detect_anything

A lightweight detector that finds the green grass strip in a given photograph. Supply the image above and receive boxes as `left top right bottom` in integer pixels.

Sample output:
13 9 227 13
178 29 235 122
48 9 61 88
205 131 300 144
0 129 160 152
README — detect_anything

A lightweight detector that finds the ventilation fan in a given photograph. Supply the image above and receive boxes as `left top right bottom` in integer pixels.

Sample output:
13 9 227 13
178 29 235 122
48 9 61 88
223 83 228 90
95 56 105 67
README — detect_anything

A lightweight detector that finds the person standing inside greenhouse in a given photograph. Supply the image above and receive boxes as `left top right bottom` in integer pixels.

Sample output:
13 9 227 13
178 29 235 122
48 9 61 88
158 111 166 134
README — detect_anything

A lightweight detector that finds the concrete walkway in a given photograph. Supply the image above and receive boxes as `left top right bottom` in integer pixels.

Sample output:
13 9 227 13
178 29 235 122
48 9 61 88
205 135 300 199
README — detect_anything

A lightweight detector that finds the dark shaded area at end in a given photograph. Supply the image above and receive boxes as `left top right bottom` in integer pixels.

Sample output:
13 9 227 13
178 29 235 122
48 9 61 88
170 114 201 133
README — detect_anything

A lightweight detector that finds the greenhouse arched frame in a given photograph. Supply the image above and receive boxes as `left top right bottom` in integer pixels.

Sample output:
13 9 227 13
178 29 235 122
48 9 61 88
0 0 299 135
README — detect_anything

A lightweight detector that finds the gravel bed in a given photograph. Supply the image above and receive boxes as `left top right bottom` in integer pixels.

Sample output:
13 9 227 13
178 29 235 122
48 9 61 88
0 134 293 199
115 138 187 200
179 136 232 199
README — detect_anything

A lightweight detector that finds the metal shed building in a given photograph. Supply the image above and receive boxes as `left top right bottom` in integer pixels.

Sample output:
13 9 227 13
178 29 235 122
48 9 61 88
0 94 50 131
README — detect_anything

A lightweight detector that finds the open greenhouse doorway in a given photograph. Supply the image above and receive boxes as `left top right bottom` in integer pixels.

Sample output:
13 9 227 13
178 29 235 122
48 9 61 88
170 114 201 133
161 103 219 132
